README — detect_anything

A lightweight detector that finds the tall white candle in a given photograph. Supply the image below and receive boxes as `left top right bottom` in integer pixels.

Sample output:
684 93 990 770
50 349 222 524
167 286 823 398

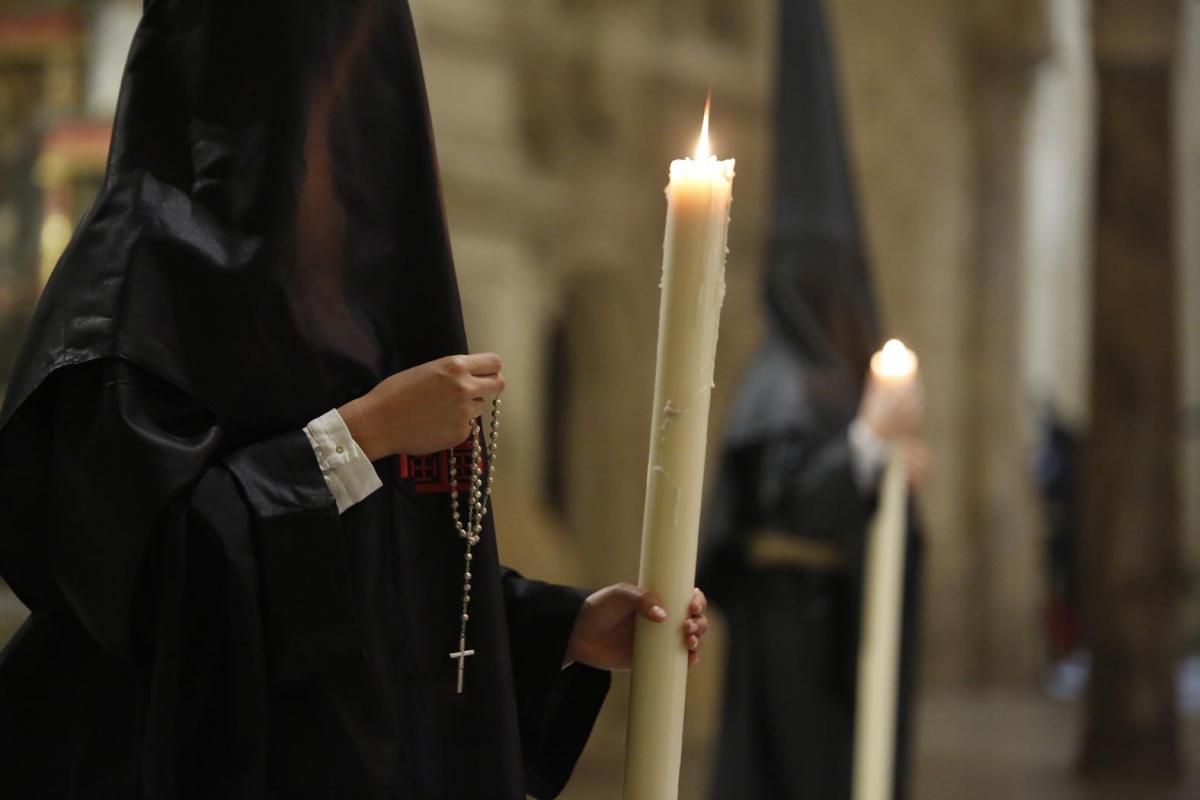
853 339 918 800
623 101 734 800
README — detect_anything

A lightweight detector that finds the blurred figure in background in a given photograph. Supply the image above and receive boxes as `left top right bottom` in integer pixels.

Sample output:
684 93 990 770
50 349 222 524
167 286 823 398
697 0 928 797
1035 405 1089 701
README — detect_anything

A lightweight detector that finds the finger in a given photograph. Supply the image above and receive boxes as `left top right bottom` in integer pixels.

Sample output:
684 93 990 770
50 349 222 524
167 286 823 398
605 583 655 617
638 590 667 623
689 588 707 617
582 583 640 630
688 650 701 669
451 416 474 446
684 616 709 638
686 635 702 652
468 398 485 420
466 352 503 377
471 374 507 399
604 582 645 605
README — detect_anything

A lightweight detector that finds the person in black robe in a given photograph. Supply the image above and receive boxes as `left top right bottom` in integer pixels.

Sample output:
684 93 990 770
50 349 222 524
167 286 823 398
698 0 927 797
0 2 709 798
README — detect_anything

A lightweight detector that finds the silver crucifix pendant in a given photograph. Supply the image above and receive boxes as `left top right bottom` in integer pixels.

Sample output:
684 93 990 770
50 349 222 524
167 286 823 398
449 637 476 694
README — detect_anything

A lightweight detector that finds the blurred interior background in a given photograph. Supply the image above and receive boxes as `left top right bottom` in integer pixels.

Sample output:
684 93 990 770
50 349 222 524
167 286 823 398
0 0 1197 797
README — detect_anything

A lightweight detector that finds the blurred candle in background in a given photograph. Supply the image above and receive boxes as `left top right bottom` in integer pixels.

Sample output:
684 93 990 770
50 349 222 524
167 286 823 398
854 339 918 800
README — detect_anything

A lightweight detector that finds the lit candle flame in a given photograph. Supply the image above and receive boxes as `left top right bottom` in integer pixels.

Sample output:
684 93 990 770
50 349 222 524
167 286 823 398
694 92 712 160
871 339 918 380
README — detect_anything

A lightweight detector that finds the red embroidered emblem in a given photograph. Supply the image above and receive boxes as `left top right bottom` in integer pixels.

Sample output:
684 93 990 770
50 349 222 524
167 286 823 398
396 439 478 494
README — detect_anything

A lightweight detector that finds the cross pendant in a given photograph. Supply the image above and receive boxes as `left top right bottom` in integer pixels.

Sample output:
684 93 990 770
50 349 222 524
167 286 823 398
449 637 476 694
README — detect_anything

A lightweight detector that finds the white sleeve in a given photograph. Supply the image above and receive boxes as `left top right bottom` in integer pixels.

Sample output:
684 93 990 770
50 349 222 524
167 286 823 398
303 409 384 514
848 417 890 493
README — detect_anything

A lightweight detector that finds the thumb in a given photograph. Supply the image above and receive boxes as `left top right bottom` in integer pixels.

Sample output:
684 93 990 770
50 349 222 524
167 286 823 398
632 586 667 623
592 583 667 624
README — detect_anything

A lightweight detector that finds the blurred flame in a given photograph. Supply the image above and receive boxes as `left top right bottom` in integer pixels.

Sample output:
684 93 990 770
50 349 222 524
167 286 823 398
871 339 918 379
694 92 712 160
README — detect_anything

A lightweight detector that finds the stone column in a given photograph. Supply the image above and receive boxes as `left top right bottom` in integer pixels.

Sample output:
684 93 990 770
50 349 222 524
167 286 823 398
84 0 140 118
413 0 592 585
1080 0 1183 780
560 269 659 588
1175 0 1200 657
455 242 555 506
1021 0 1095 432
455 247 586 585
959 0 1052 685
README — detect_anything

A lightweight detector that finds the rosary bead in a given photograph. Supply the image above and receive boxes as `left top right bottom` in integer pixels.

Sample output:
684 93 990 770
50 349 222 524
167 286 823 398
445 397 499 695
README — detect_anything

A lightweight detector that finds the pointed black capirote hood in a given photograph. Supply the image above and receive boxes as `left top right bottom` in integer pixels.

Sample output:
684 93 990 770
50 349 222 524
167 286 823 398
764 0 879 375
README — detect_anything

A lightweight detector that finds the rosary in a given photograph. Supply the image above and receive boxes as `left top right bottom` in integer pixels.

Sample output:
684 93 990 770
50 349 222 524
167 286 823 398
447 398 500 694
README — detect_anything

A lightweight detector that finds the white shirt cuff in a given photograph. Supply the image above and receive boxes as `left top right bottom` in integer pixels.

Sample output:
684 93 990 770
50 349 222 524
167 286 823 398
848 417 890 492
303 409 383 514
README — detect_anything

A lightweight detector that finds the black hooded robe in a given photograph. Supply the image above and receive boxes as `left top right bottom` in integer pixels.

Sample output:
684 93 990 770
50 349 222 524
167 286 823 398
0 1 608 797
698 342 923 800
697 0 922 797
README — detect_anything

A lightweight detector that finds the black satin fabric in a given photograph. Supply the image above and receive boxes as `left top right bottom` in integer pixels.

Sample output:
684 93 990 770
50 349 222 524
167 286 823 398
1 0 469 435
0 1 608 797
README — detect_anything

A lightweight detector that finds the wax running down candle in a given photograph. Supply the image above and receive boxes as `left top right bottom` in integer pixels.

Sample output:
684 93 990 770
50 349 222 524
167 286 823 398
623 100 734 800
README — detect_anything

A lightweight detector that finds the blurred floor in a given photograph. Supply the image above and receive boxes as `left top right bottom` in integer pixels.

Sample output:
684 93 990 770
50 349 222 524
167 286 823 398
563 687 1200 800
913 689 1199 800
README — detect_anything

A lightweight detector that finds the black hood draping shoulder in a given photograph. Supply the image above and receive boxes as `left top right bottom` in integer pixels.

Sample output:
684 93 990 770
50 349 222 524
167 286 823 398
1 0 466 440
0 7 614 796
727 0 880 446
